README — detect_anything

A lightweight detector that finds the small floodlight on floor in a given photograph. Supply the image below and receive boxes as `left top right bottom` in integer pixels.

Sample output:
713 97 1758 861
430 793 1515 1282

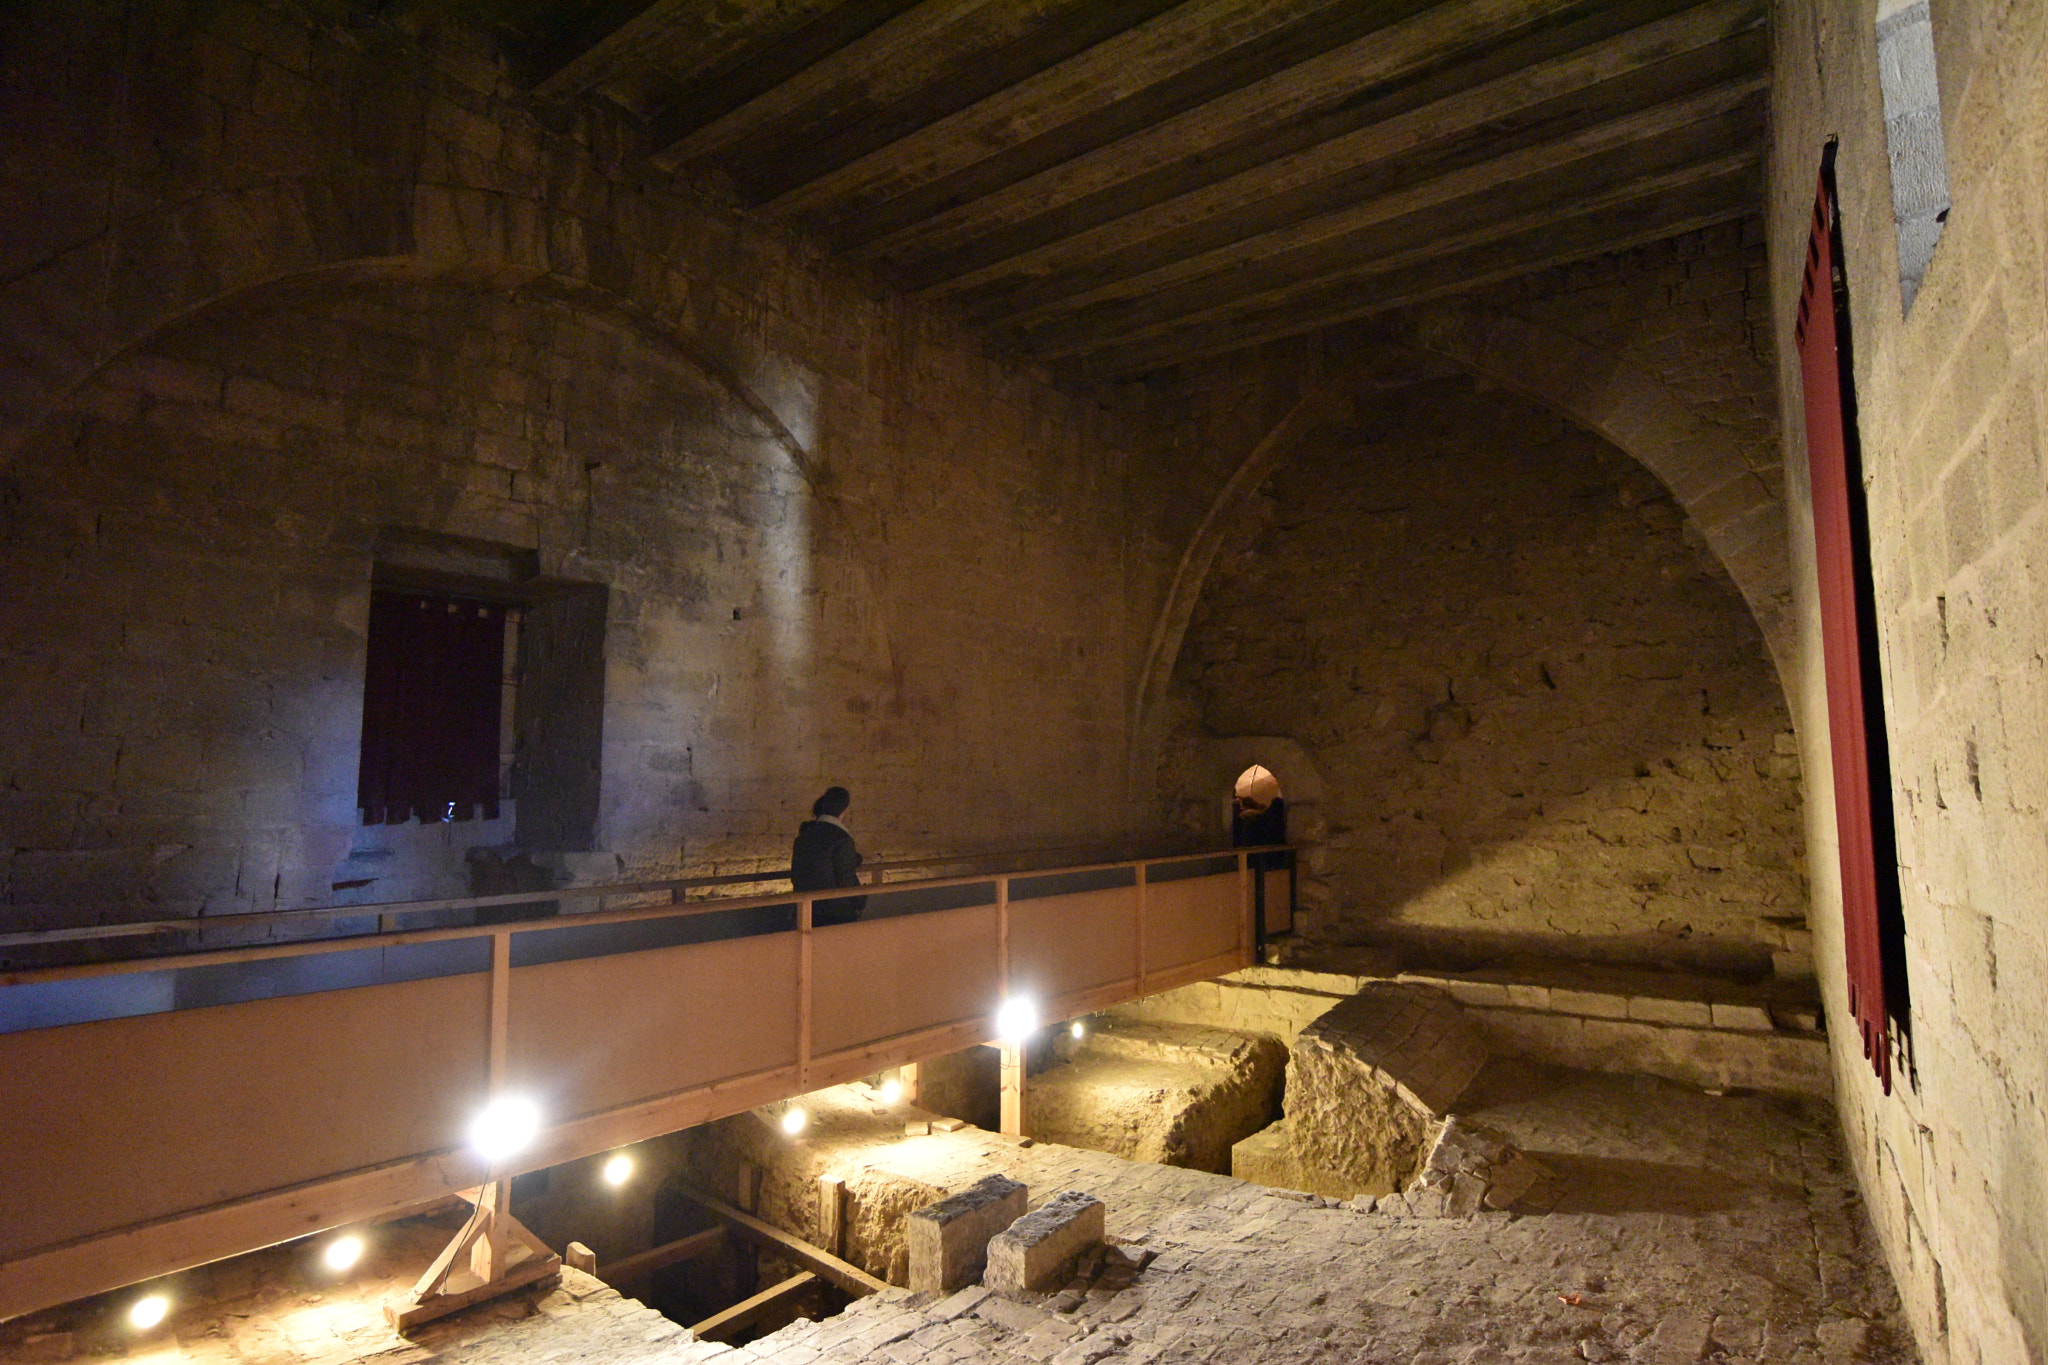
385 1096 562 1334
602 1153 634 1188
467 1094 542 1165
322 1234 366 1273
995 995 1039 1043
781 1105 808 1136
128 1294 169 1331
1070 1020 1086 1040
878 1077 903 1105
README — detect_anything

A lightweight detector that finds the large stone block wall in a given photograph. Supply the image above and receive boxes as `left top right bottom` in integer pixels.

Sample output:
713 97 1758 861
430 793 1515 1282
0 5 1192 924
1161 375 1805 958
1767 2 2048 1362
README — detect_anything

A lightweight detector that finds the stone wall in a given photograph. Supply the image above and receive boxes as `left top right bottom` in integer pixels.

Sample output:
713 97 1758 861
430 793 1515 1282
0 4 1192 925
1767 2 2048 1362
1159 375 1805 961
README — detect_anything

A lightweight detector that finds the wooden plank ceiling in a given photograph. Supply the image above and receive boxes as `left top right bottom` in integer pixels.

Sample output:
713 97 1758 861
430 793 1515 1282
514 0 1767 378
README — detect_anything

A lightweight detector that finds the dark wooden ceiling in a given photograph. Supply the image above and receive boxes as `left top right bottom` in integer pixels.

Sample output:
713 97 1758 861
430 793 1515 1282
509 0 1768 378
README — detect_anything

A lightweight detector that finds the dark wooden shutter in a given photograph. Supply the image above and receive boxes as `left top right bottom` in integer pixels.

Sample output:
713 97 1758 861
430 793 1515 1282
1794 145 1910 1091
358 590 506 824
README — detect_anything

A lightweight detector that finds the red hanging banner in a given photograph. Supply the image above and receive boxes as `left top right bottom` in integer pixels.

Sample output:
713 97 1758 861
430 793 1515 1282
1794 145 1909 1092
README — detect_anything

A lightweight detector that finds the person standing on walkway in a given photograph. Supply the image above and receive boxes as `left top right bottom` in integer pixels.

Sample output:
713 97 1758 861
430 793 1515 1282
791 785 866 924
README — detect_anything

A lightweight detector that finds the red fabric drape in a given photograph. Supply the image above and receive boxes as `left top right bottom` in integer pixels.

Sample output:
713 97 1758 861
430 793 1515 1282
1795 150 1908 1091
358 590 506 824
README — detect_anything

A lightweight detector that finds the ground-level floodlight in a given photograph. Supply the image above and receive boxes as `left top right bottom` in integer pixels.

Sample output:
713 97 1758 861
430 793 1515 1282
878 1077 904 1104
995 995 1039 1043
601 1153 634 1188
386 1096 562 1334
1070 1020 1087 1040
467 1094 543 1165
322 1234 366 1273
781 1105 809 1136
128 1295 169 1331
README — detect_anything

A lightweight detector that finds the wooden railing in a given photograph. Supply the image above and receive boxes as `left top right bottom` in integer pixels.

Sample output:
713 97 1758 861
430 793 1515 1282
0 847 1288 1322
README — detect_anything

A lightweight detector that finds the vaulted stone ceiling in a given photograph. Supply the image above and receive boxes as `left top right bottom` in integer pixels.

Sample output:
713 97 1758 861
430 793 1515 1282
507 0 1767 378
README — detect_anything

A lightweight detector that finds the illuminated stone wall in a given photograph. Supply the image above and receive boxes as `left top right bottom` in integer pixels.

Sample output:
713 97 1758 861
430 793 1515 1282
1769 1 2048 1360
0 7 1179 924
1162 374 1805 966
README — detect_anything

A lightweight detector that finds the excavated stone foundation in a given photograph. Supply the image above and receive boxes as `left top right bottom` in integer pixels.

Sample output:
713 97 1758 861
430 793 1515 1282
1024 1022 1285 1174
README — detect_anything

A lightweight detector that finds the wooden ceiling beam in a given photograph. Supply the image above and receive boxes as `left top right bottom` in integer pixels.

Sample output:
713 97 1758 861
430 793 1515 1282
900 0 1763 300
650 0 1056 170
759 0 1373 219
1024 146 1756 358
993 77 1765 331
526 0 688 97
846 0 1592 263
1074 182 1758 376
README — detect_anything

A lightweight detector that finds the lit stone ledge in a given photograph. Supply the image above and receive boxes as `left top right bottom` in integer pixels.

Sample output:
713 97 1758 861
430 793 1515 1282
985 1191 1105 1294
907 1174 1028 1294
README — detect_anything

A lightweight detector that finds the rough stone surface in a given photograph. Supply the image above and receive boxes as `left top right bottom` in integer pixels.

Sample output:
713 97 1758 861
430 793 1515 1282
1025 1022 1284 1174
1768 3 2048 1359
1284 984 1487 1196
0 6 1196 931
906 1175 1027 1294
0 1064 1920 1365
984 1191 1105 1294
1157 353 1806 957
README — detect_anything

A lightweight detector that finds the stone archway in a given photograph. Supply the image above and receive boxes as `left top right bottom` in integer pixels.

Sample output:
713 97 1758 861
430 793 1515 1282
1406 302 1793 680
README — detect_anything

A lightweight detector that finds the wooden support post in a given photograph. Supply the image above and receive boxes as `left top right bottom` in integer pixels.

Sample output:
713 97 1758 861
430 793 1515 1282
385 1184 561 1333
817 1175 845 1258
797 894 813 1088
899 1062 921 1105
1237 851 1253 969
384 931 563 1333
1134 863 1150 993
999 1041 1025 1137
996 875 1010 993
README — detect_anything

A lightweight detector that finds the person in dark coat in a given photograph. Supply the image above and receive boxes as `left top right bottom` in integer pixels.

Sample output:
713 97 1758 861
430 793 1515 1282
791 785 865 924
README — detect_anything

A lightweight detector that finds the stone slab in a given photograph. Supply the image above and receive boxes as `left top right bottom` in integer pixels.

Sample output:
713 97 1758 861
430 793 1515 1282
907 1174 1028 1294
985 1191 1105 1294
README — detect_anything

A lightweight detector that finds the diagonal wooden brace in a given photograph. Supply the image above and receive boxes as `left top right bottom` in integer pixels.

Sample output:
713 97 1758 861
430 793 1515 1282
385 1179 561 1334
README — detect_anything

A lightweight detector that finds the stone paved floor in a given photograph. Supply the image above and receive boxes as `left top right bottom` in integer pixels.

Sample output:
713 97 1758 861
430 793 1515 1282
0 1064 1916 1365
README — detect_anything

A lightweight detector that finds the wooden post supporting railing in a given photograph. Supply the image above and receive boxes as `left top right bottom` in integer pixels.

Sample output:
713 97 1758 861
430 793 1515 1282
0 843 1273 1324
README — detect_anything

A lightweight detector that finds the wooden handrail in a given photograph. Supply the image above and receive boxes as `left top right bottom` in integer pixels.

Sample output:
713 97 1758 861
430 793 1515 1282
0 846 1291 987
0 838 1280 955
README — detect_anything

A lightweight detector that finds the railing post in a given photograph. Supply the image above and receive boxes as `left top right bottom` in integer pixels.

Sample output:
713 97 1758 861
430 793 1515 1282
797 894 813 1088
489 931 511 1088
1237 852 1254 968
1134 862 1149 994
996 875 1010 994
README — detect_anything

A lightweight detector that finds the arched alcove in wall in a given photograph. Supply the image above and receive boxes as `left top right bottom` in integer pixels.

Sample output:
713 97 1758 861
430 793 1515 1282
1152 370 1805 968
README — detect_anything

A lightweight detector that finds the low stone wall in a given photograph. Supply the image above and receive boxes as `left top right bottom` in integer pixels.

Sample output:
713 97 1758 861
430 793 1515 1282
1113 965 1831 1097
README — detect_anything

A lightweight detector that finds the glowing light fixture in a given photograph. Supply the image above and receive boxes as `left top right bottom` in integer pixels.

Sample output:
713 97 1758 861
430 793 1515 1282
878 1077 903 1105
468 1094 543 1165
780 1106 808 1136
322 1234 365 1273
995 996 1039 1043
1070 1020 1087 1040
602 1153 634 1188
128 1295 169 1330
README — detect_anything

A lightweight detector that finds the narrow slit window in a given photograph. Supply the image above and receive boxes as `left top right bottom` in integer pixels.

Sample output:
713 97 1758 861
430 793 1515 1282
1876 0 1952 313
